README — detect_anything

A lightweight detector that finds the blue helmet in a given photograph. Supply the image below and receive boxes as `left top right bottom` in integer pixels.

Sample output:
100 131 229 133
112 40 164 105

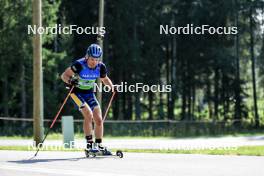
86 44 102 58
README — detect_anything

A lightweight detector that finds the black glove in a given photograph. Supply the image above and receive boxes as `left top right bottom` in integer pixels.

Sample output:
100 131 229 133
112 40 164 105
65 83 72 89
69 76 79 86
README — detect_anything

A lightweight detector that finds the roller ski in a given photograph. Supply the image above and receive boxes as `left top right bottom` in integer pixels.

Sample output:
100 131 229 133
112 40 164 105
84 144 123 158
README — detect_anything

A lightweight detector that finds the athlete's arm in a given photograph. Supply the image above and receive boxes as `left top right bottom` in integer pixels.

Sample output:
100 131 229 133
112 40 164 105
61 67 75 84
61 61 82 84
99 63 115 91
101 76 114 91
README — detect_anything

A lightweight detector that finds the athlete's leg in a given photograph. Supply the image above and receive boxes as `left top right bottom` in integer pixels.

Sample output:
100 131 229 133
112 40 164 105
85 93 111 154
93 105 111 154
81 104 93 136
81 104 94 149
70 93 94 149
86 93 103 142
93 106 103 141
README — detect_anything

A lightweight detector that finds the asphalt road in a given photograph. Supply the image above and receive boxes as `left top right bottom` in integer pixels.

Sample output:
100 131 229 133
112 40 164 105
0 150 263 176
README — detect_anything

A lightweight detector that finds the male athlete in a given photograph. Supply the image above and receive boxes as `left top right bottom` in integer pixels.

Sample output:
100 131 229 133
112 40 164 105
61 44 114 154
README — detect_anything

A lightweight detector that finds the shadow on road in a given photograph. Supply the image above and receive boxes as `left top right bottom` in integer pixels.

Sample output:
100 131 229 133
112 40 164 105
7 155 119 164
8 157 87 164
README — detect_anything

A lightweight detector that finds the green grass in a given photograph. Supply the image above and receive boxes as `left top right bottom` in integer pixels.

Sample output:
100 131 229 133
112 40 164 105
0 145 264 156
110 146 264 156
0 131 264 141
0 134 174 140
122 146 264 156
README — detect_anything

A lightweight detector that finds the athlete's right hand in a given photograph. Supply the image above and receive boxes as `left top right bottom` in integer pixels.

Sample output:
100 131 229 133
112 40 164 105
69 76 79 86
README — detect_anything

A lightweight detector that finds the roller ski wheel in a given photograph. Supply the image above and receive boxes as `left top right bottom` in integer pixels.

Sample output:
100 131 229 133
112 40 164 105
85 149 90 158
116 150 123 158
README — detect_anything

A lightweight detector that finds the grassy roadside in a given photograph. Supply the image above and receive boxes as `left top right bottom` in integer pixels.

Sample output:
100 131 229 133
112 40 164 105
0 145 263 156
122 146 264 156
0 132 264 140
0 134 174 140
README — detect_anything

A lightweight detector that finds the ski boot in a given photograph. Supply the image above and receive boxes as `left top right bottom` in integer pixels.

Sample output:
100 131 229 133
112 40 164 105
97 143 112 156
84 143 99 158
97 143 123 158
84 143 123 158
